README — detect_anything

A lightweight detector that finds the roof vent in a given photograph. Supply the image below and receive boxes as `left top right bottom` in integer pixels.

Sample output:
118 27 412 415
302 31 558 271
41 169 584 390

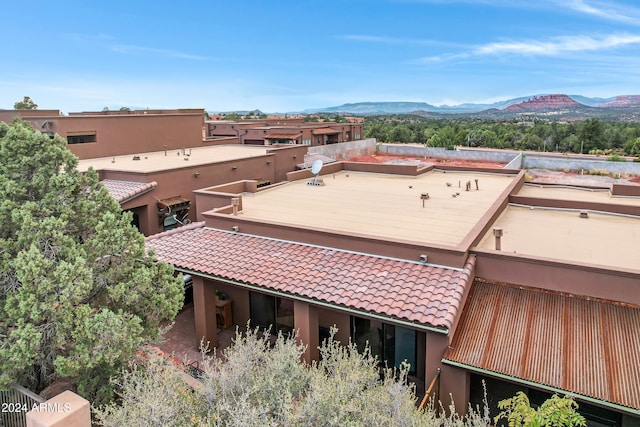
493 227 503 251
231 198 240 216
579 210 589 219
132 155 140 160
421 193 429 207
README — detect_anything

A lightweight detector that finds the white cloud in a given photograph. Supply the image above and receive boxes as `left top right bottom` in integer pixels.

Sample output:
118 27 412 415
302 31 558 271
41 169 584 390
561 0 640 25
476 34 640 55
394 0 640 24
109 44 211 61
415 33 640 62
339 34 463 48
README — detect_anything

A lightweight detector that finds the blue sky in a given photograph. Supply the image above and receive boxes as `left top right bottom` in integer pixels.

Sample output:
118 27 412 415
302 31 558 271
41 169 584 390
1 0 640 112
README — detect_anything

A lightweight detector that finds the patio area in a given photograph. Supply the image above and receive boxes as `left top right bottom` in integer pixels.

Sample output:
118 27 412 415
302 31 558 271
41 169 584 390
158 302 238 367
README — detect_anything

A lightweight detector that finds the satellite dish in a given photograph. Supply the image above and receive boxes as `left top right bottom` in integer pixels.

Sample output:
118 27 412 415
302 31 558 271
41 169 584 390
308 159 325 186
311 159 323 175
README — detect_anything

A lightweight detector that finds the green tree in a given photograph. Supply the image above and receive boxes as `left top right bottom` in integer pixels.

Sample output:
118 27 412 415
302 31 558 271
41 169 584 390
222 113 239 120
495 392 586 427
579 118 604 152
624 137 640 156
0 121 183 403
13 96 38 110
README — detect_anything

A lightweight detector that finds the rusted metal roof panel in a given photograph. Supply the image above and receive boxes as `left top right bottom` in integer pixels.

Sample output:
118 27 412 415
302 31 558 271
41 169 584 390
311 127 339 135
444 279 640 411
264 133 301 139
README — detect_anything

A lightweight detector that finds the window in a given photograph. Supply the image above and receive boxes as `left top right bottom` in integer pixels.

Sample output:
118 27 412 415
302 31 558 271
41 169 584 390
302 139 312 145
351 316 417 374
67 133 97 144
249 292 294 334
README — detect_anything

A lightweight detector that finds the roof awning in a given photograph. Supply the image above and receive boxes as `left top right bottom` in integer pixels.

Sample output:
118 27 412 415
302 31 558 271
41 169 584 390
264 133 301 139
443 279 640 414
311 128 339 135
157 196 190 210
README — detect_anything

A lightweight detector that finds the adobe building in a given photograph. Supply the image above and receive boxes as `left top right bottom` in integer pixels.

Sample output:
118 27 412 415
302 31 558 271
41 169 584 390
77 143 308 236
0 108 206 159
146 161 640 427
205 119 363 146
1 110 365 237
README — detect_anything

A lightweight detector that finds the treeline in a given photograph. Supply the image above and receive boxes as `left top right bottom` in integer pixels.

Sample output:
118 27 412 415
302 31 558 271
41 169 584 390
364 116 640 156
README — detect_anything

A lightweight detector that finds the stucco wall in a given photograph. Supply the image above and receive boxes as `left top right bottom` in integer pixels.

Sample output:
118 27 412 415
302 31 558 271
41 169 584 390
378 145 520 165
523 154 640 175
307 138 376 160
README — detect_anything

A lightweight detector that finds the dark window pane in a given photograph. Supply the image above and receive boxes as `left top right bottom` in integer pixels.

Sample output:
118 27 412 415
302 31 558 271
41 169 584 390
249 292 276 331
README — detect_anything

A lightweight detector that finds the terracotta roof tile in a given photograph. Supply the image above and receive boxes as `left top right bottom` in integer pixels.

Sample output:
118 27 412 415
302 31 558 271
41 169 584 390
101 179 157 203
146 225 475 331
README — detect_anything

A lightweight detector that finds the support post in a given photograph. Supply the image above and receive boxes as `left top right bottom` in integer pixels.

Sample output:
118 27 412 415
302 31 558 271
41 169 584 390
294 301 319 364
193 276 218 349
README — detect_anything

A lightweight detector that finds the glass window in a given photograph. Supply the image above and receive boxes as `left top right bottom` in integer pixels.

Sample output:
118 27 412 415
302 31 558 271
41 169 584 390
351 316 417 374
249 292 294 334
249 292 276 331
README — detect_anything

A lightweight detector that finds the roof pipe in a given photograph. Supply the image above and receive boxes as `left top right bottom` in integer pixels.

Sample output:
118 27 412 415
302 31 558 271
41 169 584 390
174 267 450 335
442 359 640 416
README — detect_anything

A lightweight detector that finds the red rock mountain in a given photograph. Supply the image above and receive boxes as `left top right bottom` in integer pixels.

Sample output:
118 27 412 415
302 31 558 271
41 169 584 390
504 94 581 112
599 95 640 108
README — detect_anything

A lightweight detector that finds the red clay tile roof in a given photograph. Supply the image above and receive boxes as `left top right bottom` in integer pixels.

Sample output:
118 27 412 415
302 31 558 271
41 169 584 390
146 223 474 331
101 179 157 204
444 279 640 411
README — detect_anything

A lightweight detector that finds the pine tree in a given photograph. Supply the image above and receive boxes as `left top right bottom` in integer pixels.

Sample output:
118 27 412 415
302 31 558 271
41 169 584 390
0 121 184 403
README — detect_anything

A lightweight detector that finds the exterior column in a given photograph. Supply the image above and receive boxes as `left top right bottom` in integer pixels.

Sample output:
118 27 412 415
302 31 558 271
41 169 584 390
193 276 218 349
294 300 319 364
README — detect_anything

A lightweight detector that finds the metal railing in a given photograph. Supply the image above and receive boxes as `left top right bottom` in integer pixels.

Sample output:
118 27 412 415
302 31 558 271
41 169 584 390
0 383 45 427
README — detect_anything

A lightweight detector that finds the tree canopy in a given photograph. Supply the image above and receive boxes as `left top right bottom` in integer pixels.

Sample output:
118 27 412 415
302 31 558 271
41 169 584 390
364 116 640 156
13 96 38 110
0 121 184 403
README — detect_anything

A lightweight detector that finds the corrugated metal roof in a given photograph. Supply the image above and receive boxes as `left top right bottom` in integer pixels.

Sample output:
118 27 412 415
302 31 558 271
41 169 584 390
146 223 475 331
444 279 640 411
264 133 301 139
312 127 339 135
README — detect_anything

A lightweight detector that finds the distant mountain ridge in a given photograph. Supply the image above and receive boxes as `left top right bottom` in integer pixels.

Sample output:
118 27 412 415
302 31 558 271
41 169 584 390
304 94 640 115
504 94 580 112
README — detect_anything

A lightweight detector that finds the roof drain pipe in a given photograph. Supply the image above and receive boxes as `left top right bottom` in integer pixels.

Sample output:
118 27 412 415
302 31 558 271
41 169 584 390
231 197 240 216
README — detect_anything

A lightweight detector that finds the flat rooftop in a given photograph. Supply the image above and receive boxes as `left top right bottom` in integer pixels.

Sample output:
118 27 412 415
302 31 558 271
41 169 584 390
519 184 640 207
477 204 640 271
77 145 268 173
237 170 516 247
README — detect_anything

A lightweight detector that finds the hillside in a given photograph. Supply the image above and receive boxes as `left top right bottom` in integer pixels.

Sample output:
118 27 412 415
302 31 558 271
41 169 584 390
503 94 582 112
304 94 640 121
